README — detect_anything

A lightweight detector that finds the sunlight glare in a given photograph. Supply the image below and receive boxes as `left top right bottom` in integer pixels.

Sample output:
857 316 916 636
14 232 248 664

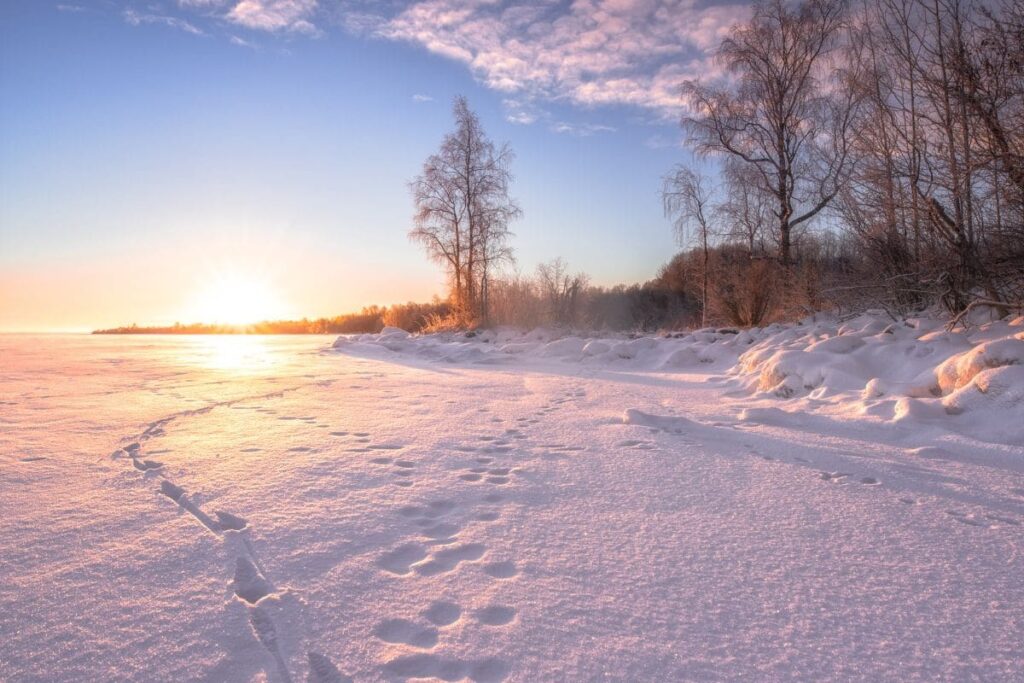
188 335 278 372
189 271 289 326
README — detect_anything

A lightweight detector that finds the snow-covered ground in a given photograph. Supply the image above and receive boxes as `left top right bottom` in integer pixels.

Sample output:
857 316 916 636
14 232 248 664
2 316 1023 682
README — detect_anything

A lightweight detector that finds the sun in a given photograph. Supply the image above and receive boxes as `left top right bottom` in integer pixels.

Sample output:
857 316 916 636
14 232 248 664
189 271 289 326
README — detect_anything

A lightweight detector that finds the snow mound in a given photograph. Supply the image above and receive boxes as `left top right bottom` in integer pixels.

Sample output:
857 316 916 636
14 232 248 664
333 311 1024 445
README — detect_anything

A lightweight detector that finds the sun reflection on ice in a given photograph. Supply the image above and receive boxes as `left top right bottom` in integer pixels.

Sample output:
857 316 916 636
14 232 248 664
186 335 279 372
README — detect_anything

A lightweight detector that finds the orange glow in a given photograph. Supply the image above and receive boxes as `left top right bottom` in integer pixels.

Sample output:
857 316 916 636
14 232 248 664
186 271 290 326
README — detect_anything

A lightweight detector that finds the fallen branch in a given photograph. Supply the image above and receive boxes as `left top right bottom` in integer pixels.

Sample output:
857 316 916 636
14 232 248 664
946 299 1024 331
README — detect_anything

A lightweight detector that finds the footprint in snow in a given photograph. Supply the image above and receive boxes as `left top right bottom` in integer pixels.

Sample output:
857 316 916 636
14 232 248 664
483 560 518 579
373 619 438 649
384 654 509 683
378 543 428 575
414 543 486 576
307 652 353 683
423 601 461 626
233 557 273 604
215 510 248 531
475 605 516 626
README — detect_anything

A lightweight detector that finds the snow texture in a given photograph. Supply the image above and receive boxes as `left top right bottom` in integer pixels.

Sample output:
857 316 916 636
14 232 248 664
1 318 1022 682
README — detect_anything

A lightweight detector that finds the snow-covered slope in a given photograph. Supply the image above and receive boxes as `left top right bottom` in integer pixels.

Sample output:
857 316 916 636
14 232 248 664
334 312 1024 446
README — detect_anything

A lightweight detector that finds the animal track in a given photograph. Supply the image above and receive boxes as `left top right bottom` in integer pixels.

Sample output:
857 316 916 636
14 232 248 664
233 557 273 604
373 619 439 649
132 458 163 471
476 605 516 626
378 543 428 575
423 601 461 626
250 605 292 683
307 653 352 683
216 510 248 531
384 654 509 683
483 560 518 579
414 543 486 576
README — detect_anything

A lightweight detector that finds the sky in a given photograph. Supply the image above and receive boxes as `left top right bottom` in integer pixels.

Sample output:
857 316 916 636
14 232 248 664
0 0 747 331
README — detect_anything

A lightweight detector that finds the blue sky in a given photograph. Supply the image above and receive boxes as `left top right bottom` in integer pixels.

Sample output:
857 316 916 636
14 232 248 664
0 1 744 330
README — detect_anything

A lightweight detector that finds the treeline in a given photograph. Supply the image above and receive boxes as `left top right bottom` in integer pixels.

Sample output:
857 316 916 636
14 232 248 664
666 0 1024 324
92 301 452 335
410 0 1024 331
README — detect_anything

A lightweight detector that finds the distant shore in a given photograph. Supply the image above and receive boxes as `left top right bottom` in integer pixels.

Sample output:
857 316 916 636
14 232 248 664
92 320 380 335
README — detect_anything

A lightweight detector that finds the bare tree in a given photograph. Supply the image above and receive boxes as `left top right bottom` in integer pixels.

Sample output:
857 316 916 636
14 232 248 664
838 0 1023 312
719 160 773 255
682 0 856 269
536 258 589 326
410 96 520 324
663 166 716 326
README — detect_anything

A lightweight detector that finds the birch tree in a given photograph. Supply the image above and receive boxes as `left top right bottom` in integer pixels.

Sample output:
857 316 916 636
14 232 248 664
410 97 520 324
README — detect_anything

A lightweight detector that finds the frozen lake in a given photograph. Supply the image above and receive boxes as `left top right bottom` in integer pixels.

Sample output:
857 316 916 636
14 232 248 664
1 333 1022 682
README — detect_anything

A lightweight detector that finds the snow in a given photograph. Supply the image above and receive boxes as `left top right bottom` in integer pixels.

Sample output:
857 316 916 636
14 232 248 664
334 311 1024 446
1 321 1023 682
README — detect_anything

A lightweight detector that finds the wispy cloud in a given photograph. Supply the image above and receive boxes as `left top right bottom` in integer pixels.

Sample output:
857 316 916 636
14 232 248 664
56 4 88 12
229 34 258 48
376 0 747 116
412 93 434 102
502 98 542 125
123 7 206 35
551 121 616 137
108 1 744 121
227 0 320 34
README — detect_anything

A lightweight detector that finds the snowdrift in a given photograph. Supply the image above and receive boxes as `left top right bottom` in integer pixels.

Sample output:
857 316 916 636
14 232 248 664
333 313 1024 445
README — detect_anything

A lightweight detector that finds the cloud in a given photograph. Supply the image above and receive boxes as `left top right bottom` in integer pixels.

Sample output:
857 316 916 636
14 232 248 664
176 0 230 7
56 4 88 12
227 0 320 34
376 0 748 116
111 1 745 120
502 98 543 125
123 8 206 35
229 34 258 48
412 94 434 102
550 121 617 137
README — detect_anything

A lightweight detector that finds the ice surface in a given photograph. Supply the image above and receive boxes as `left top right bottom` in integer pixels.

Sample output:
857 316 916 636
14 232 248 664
1 326 1022 681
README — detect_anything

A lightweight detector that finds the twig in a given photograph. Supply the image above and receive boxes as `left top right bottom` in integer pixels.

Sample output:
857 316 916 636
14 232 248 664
946 299 1024 331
